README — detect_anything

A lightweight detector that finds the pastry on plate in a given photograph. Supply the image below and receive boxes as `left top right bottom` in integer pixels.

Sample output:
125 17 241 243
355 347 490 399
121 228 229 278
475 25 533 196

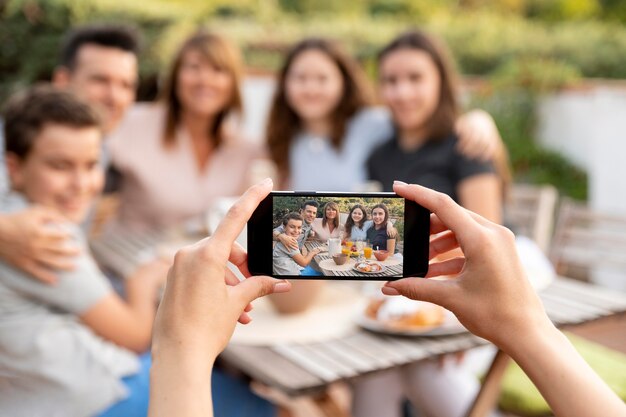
365 297 445 329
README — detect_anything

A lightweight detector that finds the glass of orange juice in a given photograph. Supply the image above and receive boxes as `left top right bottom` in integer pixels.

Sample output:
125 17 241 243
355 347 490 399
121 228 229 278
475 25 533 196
363 244 373 259
341 247 351 256
345 240 354 249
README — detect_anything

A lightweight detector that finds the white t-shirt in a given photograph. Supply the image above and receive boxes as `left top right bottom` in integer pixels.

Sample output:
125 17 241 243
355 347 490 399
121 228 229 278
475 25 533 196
288 107 393 191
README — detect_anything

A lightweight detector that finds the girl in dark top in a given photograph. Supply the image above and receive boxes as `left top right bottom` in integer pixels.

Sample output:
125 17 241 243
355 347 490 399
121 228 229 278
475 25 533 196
365 203 391 251
367 30 510 223
355 31 512 417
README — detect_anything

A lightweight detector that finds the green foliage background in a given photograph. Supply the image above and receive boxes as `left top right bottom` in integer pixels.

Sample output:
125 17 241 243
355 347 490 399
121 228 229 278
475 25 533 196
273 197 404 229
3 0 624 200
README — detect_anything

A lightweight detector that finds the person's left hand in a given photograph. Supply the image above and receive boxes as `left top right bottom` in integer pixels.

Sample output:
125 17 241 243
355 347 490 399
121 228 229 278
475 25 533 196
455 109 501 161
151 178 291 361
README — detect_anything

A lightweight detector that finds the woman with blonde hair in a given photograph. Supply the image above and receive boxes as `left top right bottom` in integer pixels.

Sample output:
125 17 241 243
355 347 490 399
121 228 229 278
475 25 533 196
105 31 262 232
311 201 344 241
101 31 274 417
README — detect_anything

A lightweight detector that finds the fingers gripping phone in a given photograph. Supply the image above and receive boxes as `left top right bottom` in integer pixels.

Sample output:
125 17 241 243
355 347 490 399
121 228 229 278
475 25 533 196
248 191 430 280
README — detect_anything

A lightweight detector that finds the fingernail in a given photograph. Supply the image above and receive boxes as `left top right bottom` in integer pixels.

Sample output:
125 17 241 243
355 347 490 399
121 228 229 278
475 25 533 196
262 177 273 185
393 180 408 186
381 286 400 296
273 280 290 293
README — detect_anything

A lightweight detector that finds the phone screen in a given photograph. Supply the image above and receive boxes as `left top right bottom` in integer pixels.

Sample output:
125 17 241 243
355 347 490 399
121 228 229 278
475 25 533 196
248 192 429 280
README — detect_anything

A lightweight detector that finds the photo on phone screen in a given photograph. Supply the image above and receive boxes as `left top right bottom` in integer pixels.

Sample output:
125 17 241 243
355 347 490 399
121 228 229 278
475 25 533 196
248 192 430 280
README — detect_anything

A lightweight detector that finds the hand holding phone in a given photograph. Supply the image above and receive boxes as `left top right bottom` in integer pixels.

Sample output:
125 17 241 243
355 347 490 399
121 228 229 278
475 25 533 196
248 191 430 280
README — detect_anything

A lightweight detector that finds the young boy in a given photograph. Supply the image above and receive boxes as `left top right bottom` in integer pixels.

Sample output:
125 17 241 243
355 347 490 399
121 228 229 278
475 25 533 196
1 85 275 417
272 212 321 276
0 85 169 416
272 200 318 250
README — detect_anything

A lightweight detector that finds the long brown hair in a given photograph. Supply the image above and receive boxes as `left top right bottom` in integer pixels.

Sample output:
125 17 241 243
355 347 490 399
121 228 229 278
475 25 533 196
371 203 389 230
159 31 243 148
267 38 374 183
344 204 367 239
322 201 340 230
378 30 459 142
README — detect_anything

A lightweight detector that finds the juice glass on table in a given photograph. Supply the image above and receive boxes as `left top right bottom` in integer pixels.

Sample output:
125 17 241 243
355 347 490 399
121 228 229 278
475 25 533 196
341 246 351 256
363 244 373 259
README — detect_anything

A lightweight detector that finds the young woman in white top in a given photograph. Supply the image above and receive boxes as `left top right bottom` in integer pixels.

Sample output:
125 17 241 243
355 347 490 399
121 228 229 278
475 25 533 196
106 31 261 233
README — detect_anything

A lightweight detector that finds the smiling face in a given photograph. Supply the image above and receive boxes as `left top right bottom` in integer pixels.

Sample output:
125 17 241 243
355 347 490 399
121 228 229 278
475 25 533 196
285 218 303 238
351 207 364 223
285 49 344 126
176 48 235 118
379 48 441 135
301 204 318 224
325 204 338 220
7 124 104 223
372 207 387 226
55 44 138 134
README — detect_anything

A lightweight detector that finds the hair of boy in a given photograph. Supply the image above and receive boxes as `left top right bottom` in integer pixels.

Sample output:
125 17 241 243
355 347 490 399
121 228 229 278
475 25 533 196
282 212 304 226
60 25 140 70
301 200 319 210
3 84 101 159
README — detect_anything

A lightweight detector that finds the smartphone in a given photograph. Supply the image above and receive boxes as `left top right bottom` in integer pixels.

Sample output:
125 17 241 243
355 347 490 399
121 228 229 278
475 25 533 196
247 191 430 280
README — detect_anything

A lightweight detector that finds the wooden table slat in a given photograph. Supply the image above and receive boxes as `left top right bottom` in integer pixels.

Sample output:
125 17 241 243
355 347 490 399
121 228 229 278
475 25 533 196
316 340 381 373
540 292 610 318
294 344 361 378
272 345 342 382
550 278 626 308
221 345 324 393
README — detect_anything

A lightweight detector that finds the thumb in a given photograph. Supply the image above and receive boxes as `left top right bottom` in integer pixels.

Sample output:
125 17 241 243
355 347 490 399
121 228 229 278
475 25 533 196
231 276 291 309
383 278 455 309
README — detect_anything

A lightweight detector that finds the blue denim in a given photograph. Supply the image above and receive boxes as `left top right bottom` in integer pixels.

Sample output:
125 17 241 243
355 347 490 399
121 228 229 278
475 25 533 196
300 265 323 276
98 354 275 417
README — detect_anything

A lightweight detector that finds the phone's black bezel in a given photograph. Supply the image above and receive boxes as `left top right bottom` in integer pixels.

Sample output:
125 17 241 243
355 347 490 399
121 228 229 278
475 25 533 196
247 191 430 280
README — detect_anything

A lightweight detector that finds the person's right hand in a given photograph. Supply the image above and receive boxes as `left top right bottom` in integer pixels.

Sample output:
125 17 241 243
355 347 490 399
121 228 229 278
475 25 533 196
0 207 79 284
383 181 550 352
278 233 299 251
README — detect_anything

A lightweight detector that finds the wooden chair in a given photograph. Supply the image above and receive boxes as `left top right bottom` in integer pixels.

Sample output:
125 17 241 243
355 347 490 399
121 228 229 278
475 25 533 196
549 198 626 284
504 183 559 253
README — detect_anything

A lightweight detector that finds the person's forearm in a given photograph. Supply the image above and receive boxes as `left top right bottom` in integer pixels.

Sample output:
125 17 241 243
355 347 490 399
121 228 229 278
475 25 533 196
150 346 214 417
505 321 626 417
124 278 159 341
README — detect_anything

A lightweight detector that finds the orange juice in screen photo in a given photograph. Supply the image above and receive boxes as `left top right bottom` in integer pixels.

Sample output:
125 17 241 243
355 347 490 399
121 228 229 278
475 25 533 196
363 246 372 259
342 247 351 256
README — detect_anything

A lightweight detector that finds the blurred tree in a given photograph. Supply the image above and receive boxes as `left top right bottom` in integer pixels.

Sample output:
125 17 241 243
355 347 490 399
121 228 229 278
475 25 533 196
525 0 600 20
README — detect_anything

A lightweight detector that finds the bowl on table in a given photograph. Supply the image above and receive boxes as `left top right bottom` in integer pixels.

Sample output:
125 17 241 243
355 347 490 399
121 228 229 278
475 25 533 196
373 250 389 262
332 253 348 265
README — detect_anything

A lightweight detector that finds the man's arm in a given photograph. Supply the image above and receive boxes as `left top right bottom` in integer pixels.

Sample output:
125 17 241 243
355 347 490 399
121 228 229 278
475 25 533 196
0 208 79 284
273 225 299 251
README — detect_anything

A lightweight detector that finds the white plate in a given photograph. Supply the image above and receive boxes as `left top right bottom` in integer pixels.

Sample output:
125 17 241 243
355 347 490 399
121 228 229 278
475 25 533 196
353 261 386 274
356 309 467 336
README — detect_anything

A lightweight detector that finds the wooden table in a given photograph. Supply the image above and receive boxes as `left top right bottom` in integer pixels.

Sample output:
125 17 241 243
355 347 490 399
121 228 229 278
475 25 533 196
304 240 403 278
220 277 626 416
90 231 626 416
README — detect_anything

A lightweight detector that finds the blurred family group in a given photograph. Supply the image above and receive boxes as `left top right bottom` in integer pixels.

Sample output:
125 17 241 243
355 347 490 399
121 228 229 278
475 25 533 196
272 200 399 276
0 22 510 417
